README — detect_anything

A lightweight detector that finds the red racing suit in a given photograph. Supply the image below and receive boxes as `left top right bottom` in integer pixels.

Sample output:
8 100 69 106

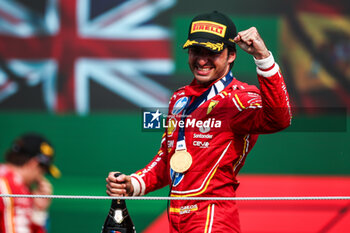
0 165 47 233
131 53 292 232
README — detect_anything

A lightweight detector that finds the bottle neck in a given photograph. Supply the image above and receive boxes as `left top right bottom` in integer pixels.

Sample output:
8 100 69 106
111 199 127 209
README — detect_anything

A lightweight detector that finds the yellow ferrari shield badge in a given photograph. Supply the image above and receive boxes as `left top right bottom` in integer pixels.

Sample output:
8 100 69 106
207 100 219 115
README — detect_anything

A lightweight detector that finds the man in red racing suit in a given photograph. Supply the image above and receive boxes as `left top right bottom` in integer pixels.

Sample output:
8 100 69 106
106 11 292 233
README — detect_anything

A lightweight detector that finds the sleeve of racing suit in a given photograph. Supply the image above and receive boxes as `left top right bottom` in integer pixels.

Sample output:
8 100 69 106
0 178 16 233
0 178 47 233
31 209 48 233
129 132 169 196
230 52 292 134
0 197 9 233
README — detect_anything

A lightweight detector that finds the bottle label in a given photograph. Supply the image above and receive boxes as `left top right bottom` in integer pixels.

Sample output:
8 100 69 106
113 209 124 224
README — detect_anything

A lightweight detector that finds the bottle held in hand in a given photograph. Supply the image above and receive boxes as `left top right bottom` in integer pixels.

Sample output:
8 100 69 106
101 173 136 233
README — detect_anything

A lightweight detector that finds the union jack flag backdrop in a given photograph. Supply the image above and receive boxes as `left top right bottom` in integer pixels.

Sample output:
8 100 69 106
0 0 175 114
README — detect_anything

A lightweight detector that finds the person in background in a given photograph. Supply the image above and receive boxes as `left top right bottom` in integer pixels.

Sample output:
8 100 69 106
0 133 61 233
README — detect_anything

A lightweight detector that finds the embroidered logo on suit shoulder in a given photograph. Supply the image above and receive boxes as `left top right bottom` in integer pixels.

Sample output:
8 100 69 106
172 97 188 115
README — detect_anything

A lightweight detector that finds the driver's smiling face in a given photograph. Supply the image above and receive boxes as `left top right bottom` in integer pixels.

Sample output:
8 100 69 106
188 46 236 86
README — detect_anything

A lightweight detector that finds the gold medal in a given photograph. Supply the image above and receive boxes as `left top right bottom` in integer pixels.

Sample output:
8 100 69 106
170 150 192 173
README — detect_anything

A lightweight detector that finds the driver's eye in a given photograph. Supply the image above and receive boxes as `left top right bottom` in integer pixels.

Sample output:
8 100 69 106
189 47 220 57
190 47 201 55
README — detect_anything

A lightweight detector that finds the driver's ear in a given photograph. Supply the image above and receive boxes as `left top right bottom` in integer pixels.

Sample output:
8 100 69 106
228 50 236 63
27 157 41 169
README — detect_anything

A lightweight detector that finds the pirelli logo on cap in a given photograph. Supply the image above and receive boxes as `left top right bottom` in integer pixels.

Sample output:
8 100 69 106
191 20 227 37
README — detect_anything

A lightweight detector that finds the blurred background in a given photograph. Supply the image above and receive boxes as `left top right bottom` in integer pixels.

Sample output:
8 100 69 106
0 0 349 232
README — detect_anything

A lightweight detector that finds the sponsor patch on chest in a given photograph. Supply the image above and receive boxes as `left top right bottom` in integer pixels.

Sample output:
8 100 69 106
193 141 210 148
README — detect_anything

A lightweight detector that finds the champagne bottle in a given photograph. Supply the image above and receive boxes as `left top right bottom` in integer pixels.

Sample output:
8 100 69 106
101 173 136 233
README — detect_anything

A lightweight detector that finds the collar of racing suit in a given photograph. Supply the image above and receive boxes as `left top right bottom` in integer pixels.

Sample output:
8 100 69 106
184 71 234 98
